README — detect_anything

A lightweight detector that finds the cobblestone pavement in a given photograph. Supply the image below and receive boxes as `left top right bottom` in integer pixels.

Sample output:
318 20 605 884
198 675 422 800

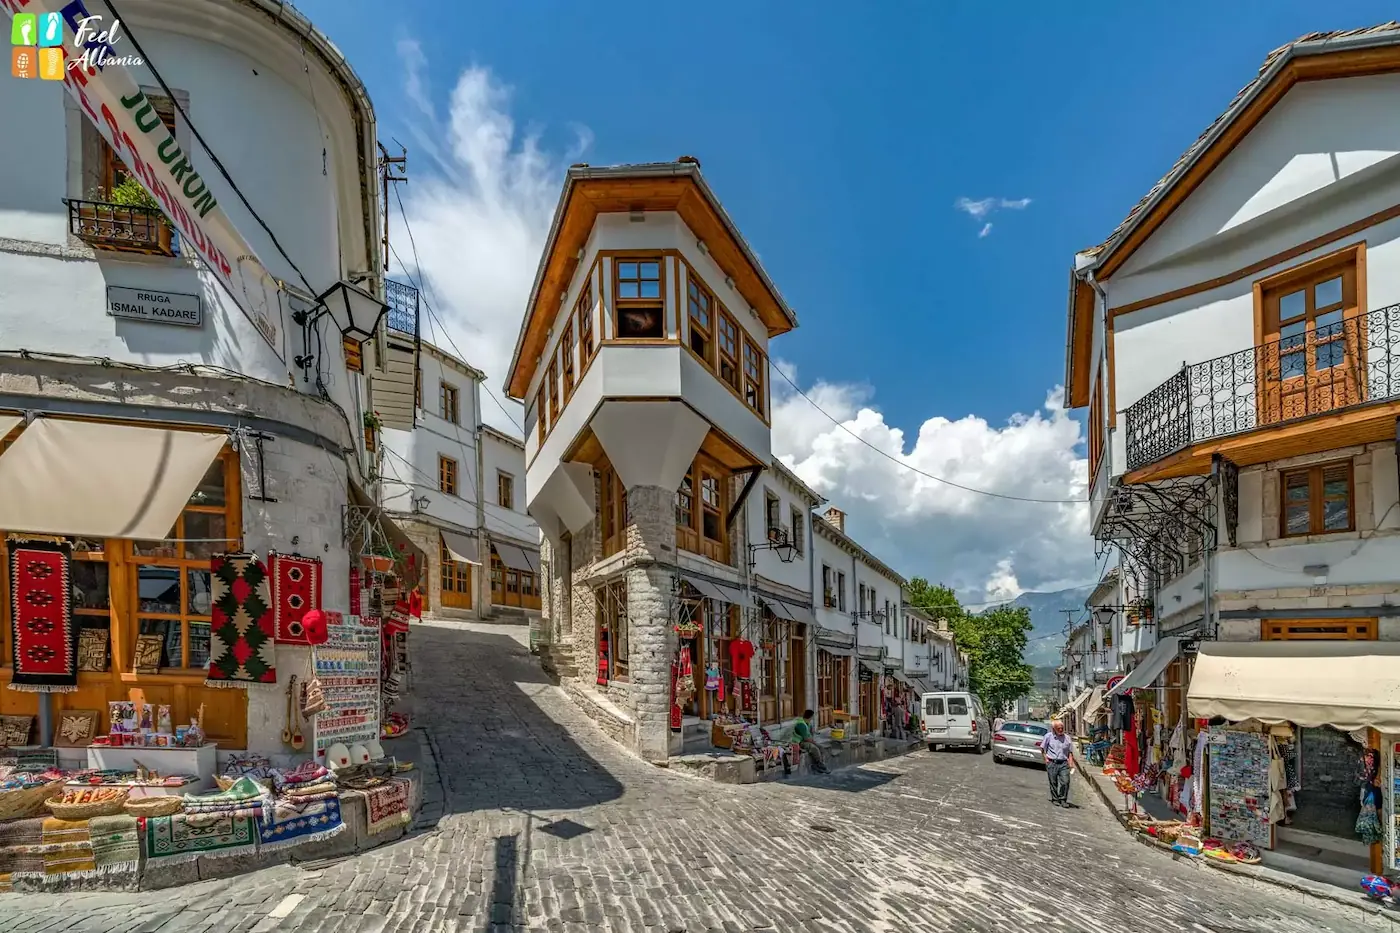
0 620 1389 932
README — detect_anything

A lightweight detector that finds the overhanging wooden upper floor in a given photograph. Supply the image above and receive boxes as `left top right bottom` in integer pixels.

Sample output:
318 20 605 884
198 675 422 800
504 160 798 400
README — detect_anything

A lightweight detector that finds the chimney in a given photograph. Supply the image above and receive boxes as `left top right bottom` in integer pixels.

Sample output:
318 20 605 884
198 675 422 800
824 506 845 533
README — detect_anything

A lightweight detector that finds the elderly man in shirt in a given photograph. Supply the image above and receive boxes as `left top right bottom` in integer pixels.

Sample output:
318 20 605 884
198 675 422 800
1042 719 1077 808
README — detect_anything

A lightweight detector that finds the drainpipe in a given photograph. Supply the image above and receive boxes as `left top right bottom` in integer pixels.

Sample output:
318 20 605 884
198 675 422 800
743 480 760 734
807 502 817 716
473 375 488 619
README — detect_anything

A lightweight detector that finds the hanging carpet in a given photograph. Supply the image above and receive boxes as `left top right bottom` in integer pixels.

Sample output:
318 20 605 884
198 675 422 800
206 553 277 687
259 795 346 852
88 814 140 874
7 540 77 693
363 778 412 836
270 552 322 645
142 811 259 865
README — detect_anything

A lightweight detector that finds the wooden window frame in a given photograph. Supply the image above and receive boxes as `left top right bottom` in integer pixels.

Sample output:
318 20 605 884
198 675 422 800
561 320 576 400
822 564 834 608
1088 371 1104 480
836 571 847 612
717 308 742 395
577 281 596 372
1279 460 1354 538
1255 245 1365 427
612 257 666 341
599 462 630 558
439 381 459 425
791 506 805 557
497 471 514 510
536 389 546 446
548 356 560 424
743 336 767 420
1262 618 1376 641
764 490 781 541
675 453 729 563
438 455 459 497
685 274 716 368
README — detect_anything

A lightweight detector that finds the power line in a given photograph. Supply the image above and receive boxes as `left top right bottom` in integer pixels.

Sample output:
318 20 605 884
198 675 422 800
767 362 1091 505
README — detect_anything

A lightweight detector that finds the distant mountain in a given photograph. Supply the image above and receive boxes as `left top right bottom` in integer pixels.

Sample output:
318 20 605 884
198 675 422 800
981 584 1097 667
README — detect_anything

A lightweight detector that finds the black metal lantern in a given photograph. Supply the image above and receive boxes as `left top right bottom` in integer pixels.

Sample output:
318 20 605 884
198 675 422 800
318 280 389 344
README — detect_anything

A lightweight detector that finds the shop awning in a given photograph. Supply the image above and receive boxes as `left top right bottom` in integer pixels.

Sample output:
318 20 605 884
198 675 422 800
492 541 536 574
859 659 883 677
1082 685 1107 721
0 418 227 540
440 531 480 565
681 574 745 605
857 645 882 660
1062 688 1092 716
1108 636 1180 697
758 595 796 621
782 601 816 626
815 626 854 651
887 669 912 687
1189 641 1400 732
817 644 853 659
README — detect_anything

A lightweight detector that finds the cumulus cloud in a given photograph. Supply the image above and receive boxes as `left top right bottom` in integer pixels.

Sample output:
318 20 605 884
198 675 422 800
771 365 1095 604
955 196 1032 238
388 40 588 434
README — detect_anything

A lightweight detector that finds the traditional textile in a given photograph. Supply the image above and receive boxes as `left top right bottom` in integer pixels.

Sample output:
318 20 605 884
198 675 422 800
142 811 259 864
41 818 94 876
0 817 45 875
259 794 345 852
182 776 268 816
382 616 409 698
270 553 322 645
7 540 77 692
274 760 330 790
363 778 411 835
89 815 139 873
349 568 362 617
206 553 276 686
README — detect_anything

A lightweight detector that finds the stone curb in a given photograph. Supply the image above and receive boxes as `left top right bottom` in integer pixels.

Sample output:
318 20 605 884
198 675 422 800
1076 766 1400 925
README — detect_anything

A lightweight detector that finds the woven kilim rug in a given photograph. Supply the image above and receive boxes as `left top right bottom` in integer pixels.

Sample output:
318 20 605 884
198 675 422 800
142 811 259 865
270 552 322 645
40 818 94 876
7 540 77 692
259 794 345 852
364 778 412 836
0 817 44 876
89 815 139 874
206 553 276 686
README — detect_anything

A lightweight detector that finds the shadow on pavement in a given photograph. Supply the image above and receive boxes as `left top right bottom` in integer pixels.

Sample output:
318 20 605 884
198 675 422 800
784 766 902 793
410 626 625 815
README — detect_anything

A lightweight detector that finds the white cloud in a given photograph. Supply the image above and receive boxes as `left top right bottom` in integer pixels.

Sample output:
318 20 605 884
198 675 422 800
772 370 1094 604
955 196 1032 237
388 41 588 435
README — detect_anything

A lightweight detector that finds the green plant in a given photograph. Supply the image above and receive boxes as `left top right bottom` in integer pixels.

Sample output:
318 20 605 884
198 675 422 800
363 410 382 431
95 178 169 224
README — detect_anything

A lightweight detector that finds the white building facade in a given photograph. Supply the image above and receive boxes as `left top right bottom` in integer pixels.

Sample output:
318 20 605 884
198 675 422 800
0 0 420 755
379 342 540 620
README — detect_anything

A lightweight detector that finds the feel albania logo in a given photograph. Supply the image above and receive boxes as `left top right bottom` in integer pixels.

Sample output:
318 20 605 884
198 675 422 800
11 10 142 80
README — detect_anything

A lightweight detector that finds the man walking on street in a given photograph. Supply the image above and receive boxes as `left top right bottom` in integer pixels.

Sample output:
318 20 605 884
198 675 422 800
793 709 830 774
1042 719 1076 807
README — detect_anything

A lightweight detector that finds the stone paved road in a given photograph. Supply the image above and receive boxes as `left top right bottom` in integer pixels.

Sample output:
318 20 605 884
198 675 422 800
0 621 1388 932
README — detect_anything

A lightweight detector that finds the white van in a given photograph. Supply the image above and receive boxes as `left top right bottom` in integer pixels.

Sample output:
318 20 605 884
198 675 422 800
922 692 991 753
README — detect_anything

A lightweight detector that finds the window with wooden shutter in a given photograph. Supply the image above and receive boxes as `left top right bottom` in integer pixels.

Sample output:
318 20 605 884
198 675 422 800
1280 461 1353 537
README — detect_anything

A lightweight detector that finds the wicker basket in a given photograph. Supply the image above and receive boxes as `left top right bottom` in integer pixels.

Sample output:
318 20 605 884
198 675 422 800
123 796 183 817
46 793 128 819
0 779 66 821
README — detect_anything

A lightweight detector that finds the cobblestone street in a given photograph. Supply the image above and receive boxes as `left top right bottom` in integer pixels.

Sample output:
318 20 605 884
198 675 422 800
0 621 1387 932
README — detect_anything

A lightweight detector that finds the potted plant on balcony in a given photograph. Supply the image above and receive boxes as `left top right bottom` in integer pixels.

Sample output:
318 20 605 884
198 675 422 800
362 543 396 574
89 178 174 254
363 410 382 452
1126 597 1154 626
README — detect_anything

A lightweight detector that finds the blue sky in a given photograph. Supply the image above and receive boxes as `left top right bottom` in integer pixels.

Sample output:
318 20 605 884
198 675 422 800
296 0 1399 599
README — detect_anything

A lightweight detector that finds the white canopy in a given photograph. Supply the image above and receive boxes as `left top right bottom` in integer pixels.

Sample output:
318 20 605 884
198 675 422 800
1108 637 1180 697
1189 640 1400 733
440 531 480 565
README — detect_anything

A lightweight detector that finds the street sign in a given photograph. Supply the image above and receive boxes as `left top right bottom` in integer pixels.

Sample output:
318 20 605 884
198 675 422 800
106 285 201 327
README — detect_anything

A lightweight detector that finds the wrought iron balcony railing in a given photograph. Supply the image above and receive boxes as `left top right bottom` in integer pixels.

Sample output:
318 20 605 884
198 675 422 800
385 279 419 336
1125 303 1400 471
65 198 177 256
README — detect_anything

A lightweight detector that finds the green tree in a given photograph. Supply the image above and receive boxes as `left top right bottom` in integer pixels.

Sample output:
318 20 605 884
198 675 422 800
907 577 1033 715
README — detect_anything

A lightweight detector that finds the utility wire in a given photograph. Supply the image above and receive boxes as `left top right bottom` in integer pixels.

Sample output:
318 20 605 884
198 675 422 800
108 2 317 299
768 361 1091 506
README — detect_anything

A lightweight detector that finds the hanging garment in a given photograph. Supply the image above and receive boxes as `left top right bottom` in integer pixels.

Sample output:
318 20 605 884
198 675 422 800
1269 744 1287 824
669 659 682 731
1191 731 1208 819
1279 741 1300 791
1124 714 1141 776
675 650 695 705
704 664 720 691
729 639 755 680
1357 785 1384 844
597 632 610 686
1167 718 1186 776
1111 693 1135 731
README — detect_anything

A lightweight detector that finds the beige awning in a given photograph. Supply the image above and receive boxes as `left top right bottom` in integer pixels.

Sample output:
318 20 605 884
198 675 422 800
492 541 535 573
1082 685 1107 721
1108 637 1180 696
0 418 226 540
1189 641 1400 733
0 414 22 443
440 531 480 566
1063 688 1092 716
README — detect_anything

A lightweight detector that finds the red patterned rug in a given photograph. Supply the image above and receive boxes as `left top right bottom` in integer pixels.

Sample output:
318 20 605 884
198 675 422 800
206 553 276 686
7 540 77 693
270 553 322 644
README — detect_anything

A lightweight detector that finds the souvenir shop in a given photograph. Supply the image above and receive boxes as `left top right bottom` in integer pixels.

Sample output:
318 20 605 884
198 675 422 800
881 666 917 738
1178 639 1400 878
0 417 421 890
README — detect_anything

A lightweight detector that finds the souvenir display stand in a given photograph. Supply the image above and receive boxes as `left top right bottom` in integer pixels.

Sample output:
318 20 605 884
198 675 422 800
86 745 217 792
312 613 381 761
1206 727 1273 848
1388 740 1400 872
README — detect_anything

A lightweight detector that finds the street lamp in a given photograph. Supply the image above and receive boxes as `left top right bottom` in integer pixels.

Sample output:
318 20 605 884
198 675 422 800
747 527 797 568
318 280 389 344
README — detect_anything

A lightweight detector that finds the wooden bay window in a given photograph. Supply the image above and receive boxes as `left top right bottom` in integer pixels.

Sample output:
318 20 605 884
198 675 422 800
687 277 715 365
1281 461 1353 537
674 454 729 563
599 462 629 558
717 311 741 393
743 337 766 418
577 283 596 368
548 356 560 424
614 259 665 339
562 321 576 399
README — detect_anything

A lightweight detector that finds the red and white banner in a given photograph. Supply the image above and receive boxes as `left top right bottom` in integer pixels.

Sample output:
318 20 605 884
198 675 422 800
4 0 286 359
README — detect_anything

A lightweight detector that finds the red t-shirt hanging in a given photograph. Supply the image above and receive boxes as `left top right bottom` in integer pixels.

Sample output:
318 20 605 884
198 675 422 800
728 639 755 679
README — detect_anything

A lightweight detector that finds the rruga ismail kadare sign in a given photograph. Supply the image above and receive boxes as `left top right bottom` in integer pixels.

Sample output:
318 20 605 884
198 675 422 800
3 0 285 360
